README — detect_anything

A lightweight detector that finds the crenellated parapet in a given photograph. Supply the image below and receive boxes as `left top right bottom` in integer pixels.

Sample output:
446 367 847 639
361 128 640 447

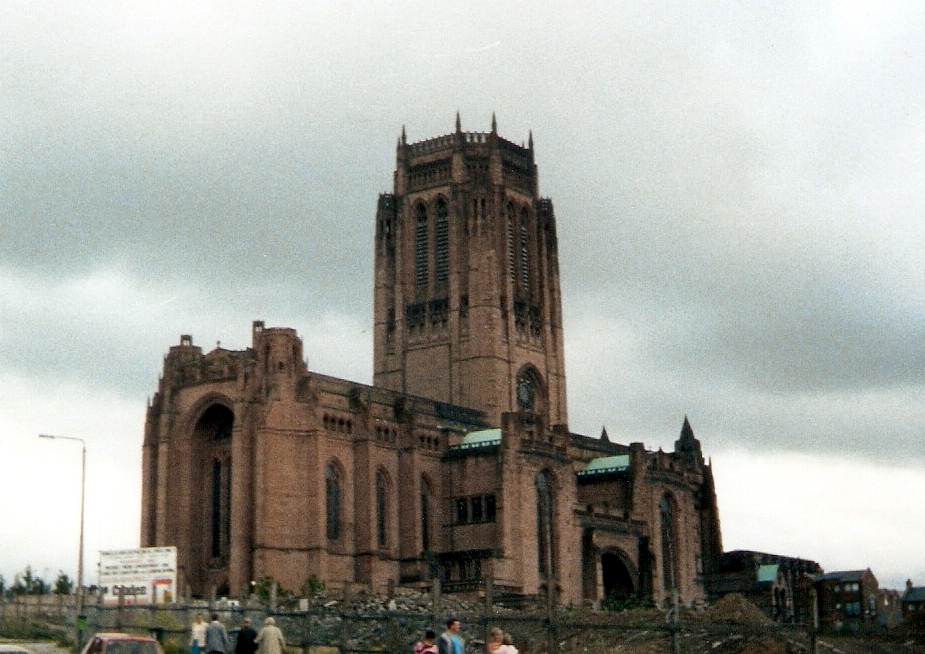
159 334 251 390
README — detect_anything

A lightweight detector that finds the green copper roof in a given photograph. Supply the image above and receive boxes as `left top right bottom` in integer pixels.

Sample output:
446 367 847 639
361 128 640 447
757 564 779 584
455 428 502 450
904 587 925 603
577 455 630 476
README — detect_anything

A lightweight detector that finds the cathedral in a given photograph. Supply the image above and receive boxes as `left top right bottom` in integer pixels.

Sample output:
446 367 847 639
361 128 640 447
140 117 723 607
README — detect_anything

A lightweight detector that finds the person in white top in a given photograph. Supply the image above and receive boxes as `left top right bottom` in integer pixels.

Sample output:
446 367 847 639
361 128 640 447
491 633 518 654
190 613 207 654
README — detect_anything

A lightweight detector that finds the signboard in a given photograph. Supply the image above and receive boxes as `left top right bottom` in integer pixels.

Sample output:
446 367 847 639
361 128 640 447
98 546 177 605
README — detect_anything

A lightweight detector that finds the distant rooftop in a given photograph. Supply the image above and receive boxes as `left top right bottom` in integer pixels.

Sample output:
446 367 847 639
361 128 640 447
903 586 925 603
816 570 868 583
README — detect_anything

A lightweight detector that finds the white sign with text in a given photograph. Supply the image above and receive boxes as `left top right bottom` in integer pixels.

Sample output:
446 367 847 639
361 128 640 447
98 546 177 605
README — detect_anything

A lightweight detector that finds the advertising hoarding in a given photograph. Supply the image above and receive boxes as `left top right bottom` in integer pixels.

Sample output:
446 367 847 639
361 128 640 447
98 546 177 605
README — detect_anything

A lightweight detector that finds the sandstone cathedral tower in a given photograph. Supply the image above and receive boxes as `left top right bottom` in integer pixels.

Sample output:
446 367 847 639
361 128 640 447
141 117 722 607
373 114 566 428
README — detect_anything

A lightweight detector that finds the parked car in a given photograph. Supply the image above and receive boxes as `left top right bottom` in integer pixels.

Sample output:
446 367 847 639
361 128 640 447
80 633 164 654
0 646 33 654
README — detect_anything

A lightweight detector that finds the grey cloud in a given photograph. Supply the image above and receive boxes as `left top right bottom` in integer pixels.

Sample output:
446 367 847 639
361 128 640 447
4 1 925 474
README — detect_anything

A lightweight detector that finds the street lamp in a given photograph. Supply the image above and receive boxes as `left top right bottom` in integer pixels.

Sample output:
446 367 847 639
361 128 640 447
39 433 86 646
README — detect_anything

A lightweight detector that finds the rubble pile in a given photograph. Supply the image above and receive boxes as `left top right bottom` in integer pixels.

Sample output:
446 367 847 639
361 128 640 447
699 593 774 627
300 588 514 615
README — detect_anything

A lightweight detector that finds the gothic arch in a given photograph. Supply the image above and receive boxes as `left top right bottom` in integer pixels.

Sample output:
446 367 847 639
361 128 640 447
375 467 392 549
325 459 345 542
518 205 532 298
507 202 518 288
434 196 450 288
659 492 679 592
188 400 235 565
536 468 557 581
414 202 429 290
601 548 637 603
515 365 546 415
179 392 235 437
419 473 435 555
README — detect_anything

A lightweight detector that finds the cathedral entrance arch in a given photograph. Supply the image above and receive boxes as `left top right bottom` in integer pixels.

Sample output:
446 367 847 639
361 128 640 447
601 550 635 604
190 402 234 588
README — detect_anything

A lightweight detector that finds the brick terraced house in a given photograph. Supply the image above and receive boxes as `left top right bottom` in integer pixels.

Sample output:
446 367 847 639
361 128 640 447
141 117 724 607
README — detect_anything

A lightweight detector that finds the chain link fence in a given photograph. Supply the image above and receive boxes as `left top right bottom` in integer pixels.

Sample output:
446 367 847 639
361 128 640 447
3 596 922 654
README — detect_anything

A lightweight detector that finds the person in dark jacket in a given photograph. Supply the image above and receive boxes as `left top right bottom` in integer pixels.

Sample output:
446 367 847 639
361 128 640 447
234 618 258 654
205 613 230 654
437 619 464 654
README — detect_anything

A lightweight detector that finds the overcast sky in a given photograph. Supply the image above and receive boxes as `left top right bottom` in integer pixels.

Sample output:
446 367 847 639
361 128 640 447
2 0 923 592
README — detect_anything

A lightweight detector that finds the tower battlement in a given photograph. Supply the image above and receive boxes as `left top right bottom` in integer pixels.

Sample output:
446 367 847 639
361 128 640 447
403 130 528 157
400 113 532 162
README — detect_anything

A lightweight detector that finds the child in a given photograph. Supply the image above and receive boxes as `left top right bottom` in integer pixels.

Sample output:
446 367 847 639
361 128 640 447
414 630 438 654
492 633 518 654
486 628 503 654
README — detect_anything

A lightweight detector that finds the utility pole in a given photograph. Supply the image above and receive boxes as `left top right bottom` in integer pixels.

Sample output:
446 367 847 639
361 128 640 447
39 434 87 648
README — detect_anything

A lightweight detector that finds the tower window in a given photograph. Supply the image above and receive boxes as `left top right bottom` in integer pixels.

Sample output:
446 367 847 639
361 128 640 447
406 302 426 332
507 204 517 288
429 298 448 327
415 204 429 289
520 208 530 296
435 199 449 287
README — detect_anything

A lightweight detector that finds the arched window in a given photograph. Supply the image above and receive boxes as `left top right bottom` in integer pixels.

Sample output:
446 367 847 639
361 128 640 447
210 458 229 558
536 470 556 578
435 199 449 287
519 207 531 296
326 463 341 541
659 494 677 591
415 204 429 289
420 476 432 553
195 404 233 560
507 203 517 287
376 469 389 549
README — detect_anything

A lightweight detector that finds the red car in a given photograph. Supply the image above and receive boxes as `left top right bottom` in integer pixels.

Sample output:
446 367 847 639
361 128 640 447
80 633 165 654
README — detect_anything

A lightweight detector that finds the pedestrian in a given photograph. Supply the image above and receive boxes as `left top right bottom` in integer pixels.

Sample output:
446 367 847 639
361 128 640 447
491 634 517 654
485 627 502 654
234 617 258 654
413 629 438 654
206 613 230 654
437 618 464 654
190 613 207 654
255 617 286 654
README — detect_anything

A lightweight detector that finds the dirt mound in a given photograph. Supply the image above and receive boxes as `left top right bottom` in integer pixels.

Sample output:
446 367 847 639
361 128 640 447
700 593 773 626
731 637 788 654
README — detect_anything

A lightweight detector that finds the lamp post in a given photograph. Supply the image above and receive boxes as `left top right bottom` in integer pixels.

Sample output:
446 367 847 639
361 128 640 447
39 434 86 647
